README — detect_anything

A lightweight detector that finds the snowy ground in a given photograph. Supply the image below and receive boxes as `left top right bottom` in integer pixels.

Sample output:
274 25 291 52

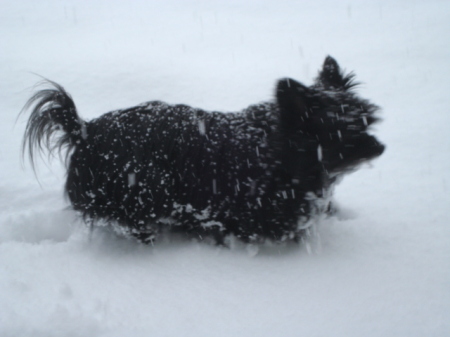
1 1 450 336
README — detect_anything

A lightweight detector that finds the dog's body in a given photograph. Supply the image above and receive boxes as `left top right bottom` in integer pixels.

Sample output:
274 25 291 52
22 56 384 244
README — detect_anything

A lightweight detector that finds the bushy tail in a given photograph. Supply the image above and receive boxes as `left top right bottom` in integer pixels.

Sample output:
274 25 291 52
20 80 85 169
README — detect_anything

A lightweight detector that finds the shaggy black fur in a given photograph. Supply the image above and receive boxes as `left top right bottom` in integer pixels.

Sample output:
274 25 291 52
21 56 384 244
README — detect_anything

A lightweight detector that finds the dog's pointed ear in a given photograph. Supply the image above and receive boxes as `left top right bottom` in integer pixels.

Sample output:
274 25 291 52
318 55 358 91
319 56 344 89
276 78 311 131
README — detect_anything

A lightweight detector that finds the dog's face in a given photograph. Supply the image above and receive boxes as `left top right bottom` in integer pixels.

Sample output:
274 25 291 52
276 56 385 176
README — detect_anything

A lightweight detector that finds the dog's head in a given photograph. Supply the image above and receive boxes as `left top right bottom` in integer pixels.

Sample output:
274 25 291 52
276 56 385 176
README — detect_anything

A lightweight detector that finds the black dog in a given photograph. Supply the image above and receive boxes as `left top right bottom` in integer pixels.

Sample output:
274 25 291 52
21 56 384 244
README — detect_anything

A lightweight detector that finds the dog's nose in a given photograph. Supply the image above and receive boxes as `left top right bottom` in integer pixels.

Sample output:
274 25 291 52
373 140 385 156
365 136 385 160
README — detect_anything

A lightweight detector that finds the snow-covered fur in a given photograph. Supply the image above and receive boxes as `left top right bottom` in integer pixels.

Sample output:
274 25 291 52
21 56 385 244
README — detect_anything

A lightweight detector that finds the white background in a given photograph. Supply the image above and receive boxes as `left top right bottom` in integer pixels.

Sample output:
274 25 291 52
1 1 449 336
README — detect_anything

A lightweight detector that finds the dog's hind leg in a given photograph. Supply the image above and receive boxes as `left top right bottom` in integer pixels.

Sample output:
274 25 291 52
128 220 160 245
85 215 95 242
131 230 157 245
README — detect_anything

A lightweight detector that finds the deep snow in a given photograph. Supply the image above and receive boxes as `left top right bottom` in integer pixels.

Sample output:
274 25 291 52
1 1 450 336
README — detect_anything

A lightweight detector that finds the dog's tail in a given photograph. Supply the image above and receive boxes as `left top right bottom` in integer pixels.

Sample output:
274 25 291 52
20 79 86 169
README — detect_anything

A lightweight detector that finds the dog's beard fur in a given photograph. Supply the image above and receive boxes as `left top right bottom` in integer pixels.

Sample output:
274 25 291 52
21 56 385 244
